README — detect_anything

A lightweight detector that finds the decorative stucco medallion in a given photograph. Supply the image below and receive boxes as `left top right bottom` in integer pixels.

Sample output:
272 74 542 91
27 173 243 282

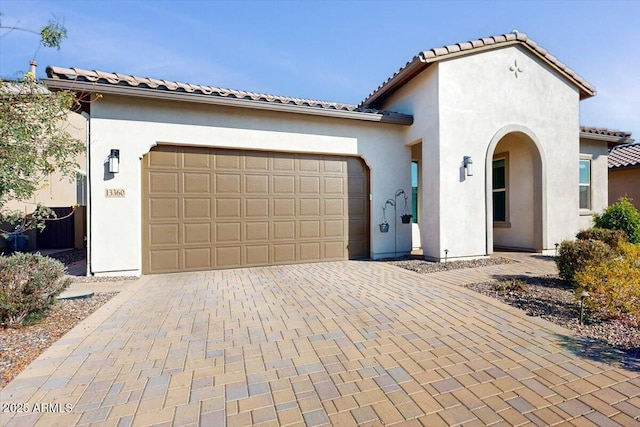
509 60 523 78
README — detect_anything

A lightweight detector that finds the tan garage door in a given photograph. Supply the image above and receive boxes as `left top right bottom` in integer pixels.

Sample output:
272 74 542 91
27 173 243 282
142 146 369 274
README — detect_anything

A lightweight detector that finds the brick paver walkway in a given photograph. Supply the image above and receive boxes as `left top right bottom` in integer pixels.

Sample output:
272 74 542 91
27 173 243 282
2 255 639 426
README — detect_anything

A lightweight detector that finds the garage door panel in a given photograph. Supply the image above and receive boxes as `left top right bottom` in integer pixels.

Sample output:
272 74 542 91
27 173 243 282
246 198 269 217
149 224 179 245
149 198 179 219
216 246 241 268
324 177 344 194
273 221 295 240
273 244 296 263
246 174 269 193
183 172 211 193
324 159 343 173
184 198 210 219
299 176 320 194
245 222 269 241
215 152 241 169
324 241 345 259
245 153 269 170
324 199 344 216
273 175 295 194
143 147 369 273
300 220 321 238
184 248 211 270
299 199 320 216
215 174 241 193
183 148 211 168
149 249 180 273
216 222 241 243
274 198 295 216
215 198 241 218
299 158 320 172
184 223 211 244
300 242 321 261
149 148 179 168
324 220 344 237
245 245 269 265
273 157 295 171
150 172 179 193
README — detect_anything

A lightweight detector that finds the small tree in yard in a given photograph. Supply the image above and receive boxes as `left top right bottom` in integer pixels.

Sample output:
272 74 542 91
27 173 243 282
0 17 84 238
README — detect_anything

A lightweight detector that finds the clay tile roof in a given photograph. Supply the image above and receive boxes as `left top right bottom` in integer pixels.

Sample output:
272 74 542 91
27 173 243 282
608 143 640 168
362 31 596 107
580 126 632 139
44 66 408 119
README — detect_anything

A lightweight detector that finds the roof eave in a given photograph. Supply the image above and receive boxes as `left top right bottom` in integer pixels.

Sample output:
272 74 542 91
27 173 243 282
363 39 596 108
580 131 634 145
42 78 414 126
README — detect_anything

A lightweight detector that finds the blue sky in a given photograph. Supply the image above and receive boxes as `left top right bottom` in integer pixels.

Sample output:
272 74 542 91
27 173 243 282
1 0 639 137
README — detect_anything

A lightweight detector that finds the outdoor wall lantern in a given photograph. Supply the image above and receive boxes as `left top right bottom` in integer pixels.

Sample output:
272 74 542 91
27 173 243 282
463 156 474 176
108 149 120 173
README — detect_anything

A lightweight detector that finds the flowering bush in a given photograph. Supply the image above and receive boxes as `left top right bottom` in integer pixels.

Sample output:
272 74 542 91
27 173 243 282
0 253 70 327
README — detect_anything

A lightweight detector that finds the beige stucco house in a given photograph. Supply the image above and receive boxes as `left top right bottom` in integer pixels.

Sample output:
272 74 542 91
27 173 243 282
43 31 618 276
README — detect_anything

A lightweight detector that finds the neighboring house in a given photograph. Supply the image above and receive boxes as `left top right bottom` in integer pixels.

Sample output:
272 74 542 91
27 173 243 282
43 31 617 276
1 78 88 252
608 141 640 208
577 127 634 230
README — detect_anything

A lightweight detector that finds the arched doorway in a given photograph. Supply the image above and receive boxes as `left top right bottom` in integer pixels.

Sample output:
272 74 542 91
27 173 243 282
486 126 546 253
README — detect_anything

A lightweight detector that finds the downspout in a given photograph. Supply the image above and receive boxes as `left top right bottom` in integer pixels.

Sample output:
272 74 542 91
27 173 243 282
80 110 92 276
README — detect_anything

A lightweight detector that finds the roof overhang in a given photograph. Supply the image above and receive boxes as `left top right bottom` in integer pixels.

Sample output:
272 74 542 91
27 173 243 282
42 78 413 126
362 32 596 108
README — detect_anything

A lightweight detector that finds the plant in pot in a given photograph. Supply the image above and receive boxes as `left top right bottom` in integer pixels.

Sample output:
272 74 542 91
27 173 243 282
400 193 412 223
379 203 390 232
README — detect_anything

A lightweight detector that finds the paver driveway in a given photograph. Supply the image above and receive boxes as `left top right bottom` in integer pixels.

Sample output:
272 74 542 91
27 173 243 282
2 260 639 426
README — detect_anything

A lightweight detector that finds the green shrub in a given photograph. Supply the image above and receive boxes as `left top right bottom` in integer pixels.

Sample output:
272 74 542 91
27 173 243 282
593 197 640 244
575 242 640 318
0 253 70 327
555 239 613 284
576 227 628 249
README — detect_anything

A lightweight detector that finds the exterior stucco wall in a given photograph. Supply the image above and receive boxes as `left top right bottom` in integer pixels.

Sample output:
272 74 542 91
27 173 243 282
88 97 408 275
377 66 441 259
578 138 609 230
609 168 640 209
381 45 581 259
438 46 580 257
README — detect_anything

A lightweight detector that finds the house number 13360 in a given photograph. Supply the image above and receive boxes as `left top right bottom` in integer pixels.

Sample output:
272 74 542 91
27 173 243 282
105 188 125 198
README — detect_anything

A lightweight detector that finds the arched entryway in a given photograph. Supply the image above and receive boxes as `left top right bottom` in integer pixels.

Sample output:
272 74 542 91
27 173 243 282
485 126 546 253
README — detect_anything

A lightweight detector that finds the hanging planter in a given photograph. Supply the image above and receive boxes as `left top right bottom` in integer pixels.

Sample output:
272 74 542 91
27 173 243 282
379 202 392 233
400 192 412 224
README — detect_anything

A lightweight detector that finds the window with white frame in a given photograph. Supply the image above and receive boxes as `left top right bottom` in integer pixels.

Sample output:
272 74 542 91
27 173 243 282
579 159 591 210
492 157 508 222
